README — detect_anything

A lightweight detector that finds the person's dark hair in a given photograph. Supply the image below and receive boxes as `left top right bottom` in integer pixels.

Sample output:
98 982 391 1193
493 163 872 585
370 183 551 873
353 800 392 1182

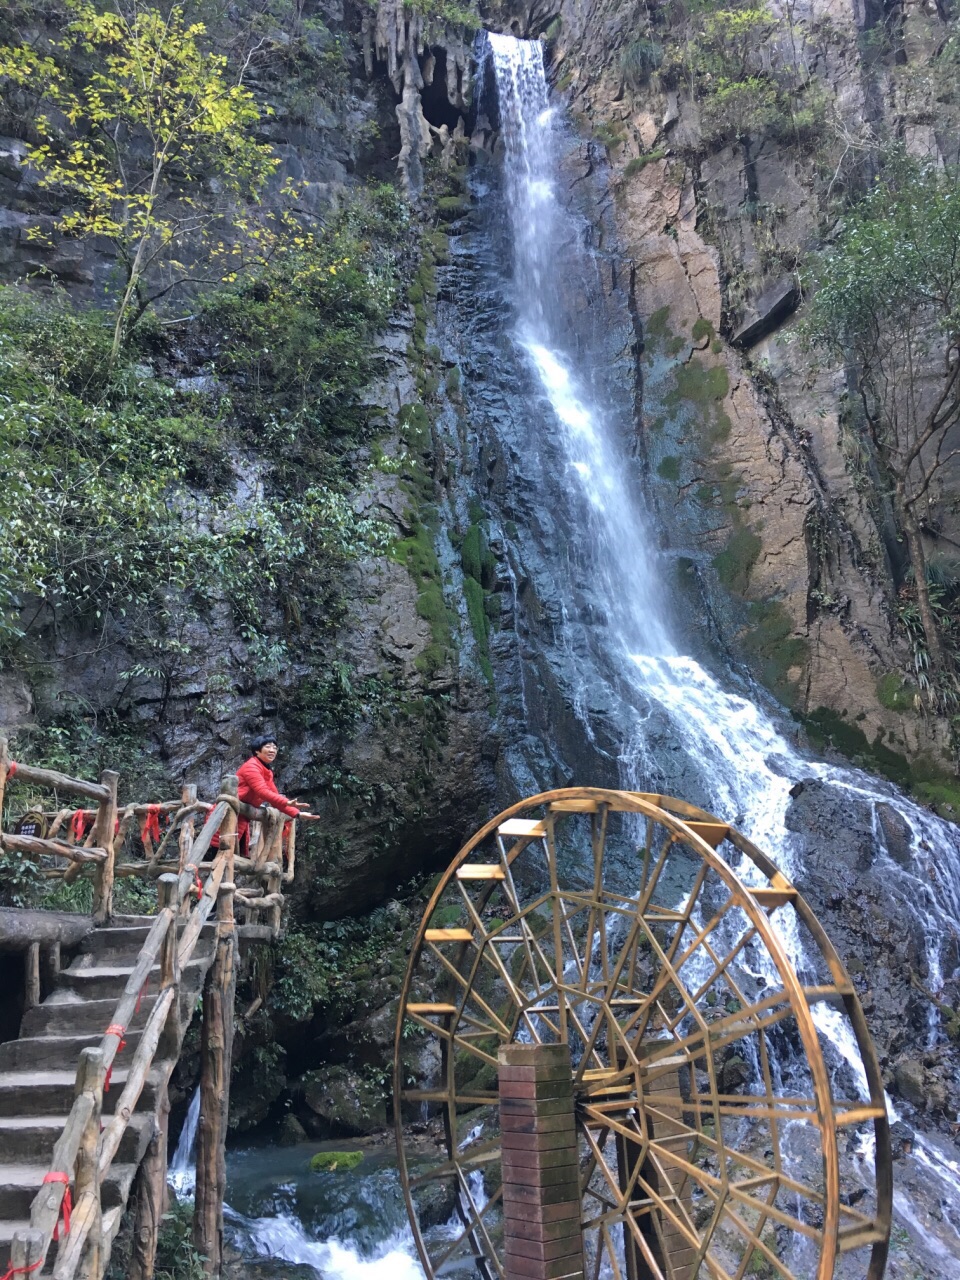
251 733 279 753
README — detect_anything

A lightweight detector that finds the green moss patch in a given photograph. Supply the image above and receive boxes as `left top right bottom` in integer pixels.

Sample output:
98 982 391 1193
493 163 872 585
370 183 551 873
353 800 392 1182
657 455 681 482
646 306 671 342
464 575 494 686
623 149 665 178
692 316 715 343
876 672 918 713
672 357 729 406
310 1150 364 1173
742 601 808 707
713 527 761 593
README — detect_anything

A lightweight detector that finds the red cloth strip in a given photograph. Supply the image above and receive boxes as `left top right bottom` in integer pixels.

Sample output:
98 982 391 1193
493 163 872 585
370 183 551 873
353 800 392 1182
141 804 162 845
186 863 202 897
69 809 94 841
5 761 16 780
0 1258 44 1280
42 1171 71 1241
104 1022 127 1092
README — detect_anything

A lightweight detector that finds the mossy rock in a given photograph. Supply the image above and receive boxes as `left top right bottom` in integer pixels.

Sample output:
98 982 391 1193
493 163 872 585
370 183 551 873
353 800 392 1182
876 672 918 713
742 600 808 707
310 1149 364 1173
437 195 470 221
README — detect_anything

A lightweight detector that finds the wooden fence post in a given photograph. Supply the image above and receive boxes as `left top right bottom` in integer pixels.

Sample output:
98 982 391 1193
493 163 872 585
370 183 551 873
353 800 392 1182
92 770 120 924
75 1046 106 1280
193 777 238 1276
130 1090 170 1280
10 1228 44 1278
25 942 41 1010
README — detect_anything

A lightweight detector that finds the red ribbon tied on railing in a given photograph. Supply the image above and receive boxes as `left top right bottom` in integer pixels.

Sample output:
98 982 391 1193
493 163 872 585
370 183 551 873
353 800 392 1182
103 1023 127 1092
186 863 203 898
0 1258 43 1280
140 804 162 845
42 1171 72 1242
70 809 92 841
5 760 16 780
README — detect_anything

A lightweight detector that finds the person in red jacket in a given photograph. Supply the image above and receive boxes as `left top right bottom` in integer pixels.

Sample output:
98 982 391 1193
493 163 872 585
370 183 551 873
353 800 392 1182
236 733 317 856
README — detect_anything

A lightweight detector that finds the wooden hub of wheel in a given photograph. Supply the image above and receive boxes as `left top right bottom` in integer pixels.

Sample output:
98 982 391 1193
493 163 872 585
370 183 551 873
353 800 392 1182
394 788 892 1280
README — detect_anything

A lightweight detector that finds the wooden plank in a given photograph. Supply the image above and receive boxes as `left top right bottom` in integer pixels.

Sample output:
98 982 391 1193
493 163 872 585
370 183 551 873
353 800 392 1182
684 821 729 849
425 928 474 942
456 864 506 880
549 799 599 813
838 1224 886 1253
834 1105 887 1127
499 819 547 837
407 1003 458 1015
749 887 798 909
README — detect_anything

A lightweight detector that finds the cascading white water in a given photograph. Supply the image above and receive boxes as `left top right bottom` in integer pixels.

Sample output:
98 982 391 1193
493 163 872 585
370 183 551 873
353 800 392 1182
168 1087 201 1198
486 29 960 1252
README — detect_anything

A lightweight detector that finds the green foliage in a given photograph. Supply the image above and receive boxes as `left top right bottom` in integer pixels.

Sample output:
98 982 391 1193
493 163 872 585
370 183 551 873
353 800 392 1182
657 456 681 482
0 184 398 667
0 1 278 356
403 0 480 32
0 847 44 907
664 0 828 147
155 1199 206 1280
310 1149 364 1172
273 908 403 1021
692 317 715 343
621 37 664 88
623 150 665 178
804 155 960 694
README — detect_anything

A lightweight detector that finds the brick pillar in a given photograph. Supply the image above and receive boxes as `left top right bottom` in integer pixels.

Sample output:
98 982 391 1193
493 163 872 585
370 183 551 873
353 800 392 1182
499 1043 585 1280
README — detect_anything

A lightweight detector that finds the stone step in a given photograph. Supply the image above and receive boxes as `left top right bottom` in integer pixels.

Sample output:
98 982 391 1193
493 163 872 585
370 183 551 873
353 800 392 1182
0 1029 145 1072
0 1160 138 1218
0 1063 170 1118
79 922 216 965
0 1113 151 1164
22 992 165 1038
0 1205 123 1271
58 956 210 1001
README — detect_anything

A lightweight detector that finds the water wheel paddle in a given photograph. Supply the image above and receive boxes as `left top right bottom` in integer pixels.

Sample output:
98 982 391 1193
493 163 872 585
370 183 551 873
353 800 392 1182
394 788 891 1280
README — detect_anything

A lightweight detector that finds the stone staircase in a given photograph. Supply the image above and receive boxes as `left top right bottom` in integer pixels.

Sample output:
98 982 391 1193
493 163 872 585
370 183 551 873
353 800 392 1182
0 915 216 1270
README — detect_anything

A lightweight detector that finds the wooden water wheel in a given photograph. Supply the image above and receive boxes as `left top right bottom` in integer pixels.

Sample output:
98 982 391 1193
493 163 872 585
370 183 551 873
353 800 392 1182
394 788 891 1280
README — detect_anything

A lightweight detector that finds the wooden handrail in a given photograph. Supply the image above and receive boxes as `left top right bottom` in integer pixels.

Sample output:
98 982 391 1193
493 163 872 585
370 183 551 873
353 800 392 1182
0 833 108 862
4 760 111 803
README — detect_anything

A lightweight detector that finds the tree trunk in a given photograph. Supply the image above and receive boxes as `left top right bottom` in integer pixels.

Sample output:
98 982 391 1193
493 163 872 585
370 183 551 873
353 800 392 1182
900 501 950 680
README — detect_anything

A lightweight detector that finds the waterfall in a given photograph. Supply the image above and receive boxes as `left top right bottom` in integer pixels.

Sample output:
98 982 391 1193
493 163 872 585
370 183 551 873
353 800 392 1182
168 1087 201 1198
485 30 960 1253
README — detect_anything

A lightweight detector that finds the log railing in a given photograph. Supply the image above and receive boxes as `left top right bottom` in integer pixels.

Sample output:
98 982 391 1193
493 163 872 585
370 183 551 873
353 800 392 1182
0 748 300 1279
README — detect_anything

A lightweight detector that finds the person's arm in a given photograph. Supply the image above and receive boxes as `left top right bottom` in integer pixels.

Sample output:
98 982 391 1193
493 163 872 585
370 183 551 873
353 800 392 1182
251 764 301 818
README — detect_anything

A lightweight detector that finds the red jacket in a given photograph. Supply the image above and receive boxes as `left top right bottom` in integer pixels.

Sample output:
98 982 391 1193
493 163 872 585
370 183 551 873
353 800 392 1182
237 756 300 832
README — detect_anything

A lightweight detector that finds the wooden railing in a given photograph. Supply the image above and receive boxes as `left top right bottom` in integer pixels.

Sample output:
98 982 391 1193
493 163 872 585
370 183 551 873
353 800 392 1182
0 751 299 1278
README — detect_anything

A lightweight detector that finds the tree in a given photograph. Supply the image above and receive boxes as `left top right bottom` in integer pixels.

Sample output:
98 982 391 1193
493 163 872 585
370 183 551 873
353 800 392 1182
0 0 278 359
804 155 960 692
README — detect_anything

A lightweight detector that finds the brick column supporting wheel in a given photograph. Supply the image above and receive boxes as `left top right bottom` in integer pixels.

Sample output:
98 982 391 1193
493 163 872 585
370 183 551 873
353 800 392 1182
498 1043 586 1280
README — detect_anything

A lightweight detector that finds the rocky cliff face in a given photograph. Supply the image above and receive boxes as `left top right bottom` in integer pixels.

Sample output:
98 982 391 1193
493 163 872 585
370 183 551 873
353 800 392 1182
541 0 960 804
